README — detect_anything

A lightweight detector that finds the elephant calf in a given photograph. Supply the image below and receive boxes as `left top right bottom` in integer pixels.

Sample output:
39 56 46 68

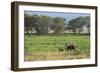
58 47 64 52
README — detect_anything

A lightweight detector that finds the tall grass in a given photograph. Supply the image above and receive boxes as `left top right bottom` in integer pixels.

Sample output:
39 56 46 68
24 34 90 61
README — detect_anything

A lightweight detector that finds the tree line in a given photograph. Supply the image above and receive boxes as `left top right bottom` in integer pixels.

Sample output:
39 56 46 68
24 13 90 34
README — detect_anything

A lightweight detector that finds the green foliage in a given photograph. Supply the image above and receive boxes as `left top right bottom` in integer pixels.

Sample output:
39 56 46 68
24 13 39 33
83 16 90 33
53 17 64 33
38 15 52 34
24 13 53 34
24 13 90 34
68 16 90 33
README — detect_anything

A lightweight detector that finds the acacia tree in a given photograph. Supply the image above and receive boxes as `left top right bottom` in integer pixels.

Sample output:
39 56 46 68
76 17 86 33
24 13 34 33
68 17 86 34
53 17 64 33
84 16 90 33
68 19 77 33
24 13 40 34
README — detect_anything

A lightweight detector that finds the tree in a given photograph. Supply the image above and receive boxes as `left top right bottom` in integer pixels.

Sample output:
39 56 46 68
68 17 86 34
76 17 86 33
38 15 52 34
84 16 90 33
24 13 40 34
31 15 40 34
68 19 77 33
24 13 33 33
53 17 64 33
24 13 54 34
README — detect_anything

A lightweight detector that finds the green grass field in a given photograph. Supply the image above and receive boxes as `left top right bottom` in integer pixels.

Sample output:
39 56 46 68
24 34 90 61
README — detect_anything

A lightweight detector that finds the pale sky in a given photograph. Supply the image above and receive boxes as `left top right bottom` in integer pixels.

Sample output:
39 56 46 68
25 11 90 21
